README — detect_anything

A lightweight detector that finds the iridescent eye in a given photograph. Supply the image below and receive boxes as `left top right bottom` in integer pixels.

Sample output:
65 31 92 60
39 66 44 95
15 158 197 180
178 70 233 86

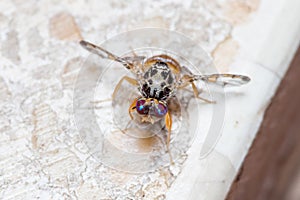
136 99 149 115
154 102 168 117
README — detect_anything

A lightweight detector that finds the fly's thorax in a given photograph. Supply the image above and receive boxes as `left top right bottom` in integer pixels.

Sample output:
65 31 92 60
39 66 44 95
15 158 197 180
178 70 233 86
139 61 176 100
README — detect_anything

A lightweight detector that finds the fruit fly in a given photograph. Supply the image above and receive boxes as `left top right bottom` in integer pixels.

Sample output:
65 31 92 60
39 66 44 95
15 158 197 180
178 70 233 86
80 40 250 148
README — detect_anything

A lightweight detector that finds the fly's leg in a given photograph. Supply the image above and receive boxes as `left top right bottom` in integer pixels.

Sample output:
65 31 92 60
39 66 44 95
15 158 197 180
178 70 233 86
191 82 216 104
112 76 138 100
165 111 174 164
115 98 138 135
179 75 216 104
128 98 138 120
165 111 172 148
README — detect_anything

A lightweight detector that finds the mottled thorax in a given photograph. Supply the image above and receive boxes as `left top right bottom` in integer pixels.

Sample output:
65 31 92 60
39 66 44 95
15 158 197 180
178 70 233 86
140 62 175 100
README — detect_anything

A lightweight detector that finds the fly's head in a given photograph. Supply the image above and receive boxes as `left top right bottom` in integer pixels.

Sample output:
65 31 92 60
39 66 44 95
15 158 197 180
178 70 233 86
135 97 168 124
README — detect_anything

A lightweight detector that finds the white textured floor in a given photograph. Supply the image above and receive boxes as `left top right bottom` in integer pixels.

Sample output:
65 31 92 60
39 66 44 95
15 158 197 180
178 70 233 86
0 0 299 199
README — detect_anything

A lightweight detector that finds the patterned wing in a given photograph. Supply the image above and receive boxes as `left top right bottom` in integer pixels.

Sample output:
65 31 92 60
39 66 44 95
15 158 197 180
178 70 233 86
80 40 140 70
194 74 251 87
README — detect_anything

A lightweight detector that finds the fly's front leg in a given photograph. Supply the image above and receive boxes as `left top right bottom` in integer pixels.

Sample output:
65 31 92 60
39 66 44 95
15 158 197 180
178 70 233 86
115 98 137 135
112 76 138 100
165 111 172 149
128 98 138 120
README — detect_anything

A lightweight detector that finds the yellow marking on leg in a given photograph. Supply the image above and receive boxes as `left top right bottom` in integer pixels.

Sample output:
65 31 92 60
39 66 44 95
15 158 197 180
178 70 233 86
128 98 138 120
112 76 138 100
178 76 215 104
191 82 216 104
165 111 172 149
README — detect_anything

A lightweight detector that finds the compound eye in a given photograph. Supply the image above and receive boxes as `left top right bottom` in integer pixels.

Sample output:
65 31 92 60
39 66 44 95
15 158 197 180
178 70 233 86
136 99 149 115
154 102 168 117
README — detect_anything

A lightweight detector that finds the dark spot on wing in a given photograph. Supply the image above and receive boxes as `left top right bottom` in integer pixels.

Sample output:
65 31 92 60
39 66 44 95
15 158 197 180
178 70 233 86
242 76 251 82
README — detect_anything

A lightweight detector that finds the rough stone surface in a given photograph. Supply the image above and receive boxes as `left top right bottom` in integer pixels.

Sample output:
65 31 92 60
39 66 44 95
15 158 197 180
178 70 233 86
1 0 298 200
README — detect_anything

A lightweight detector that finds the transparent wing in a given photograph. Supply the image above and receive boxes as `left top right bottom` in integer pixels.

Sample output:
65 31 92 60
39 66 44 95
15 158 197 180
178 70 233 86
194 74 251 87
